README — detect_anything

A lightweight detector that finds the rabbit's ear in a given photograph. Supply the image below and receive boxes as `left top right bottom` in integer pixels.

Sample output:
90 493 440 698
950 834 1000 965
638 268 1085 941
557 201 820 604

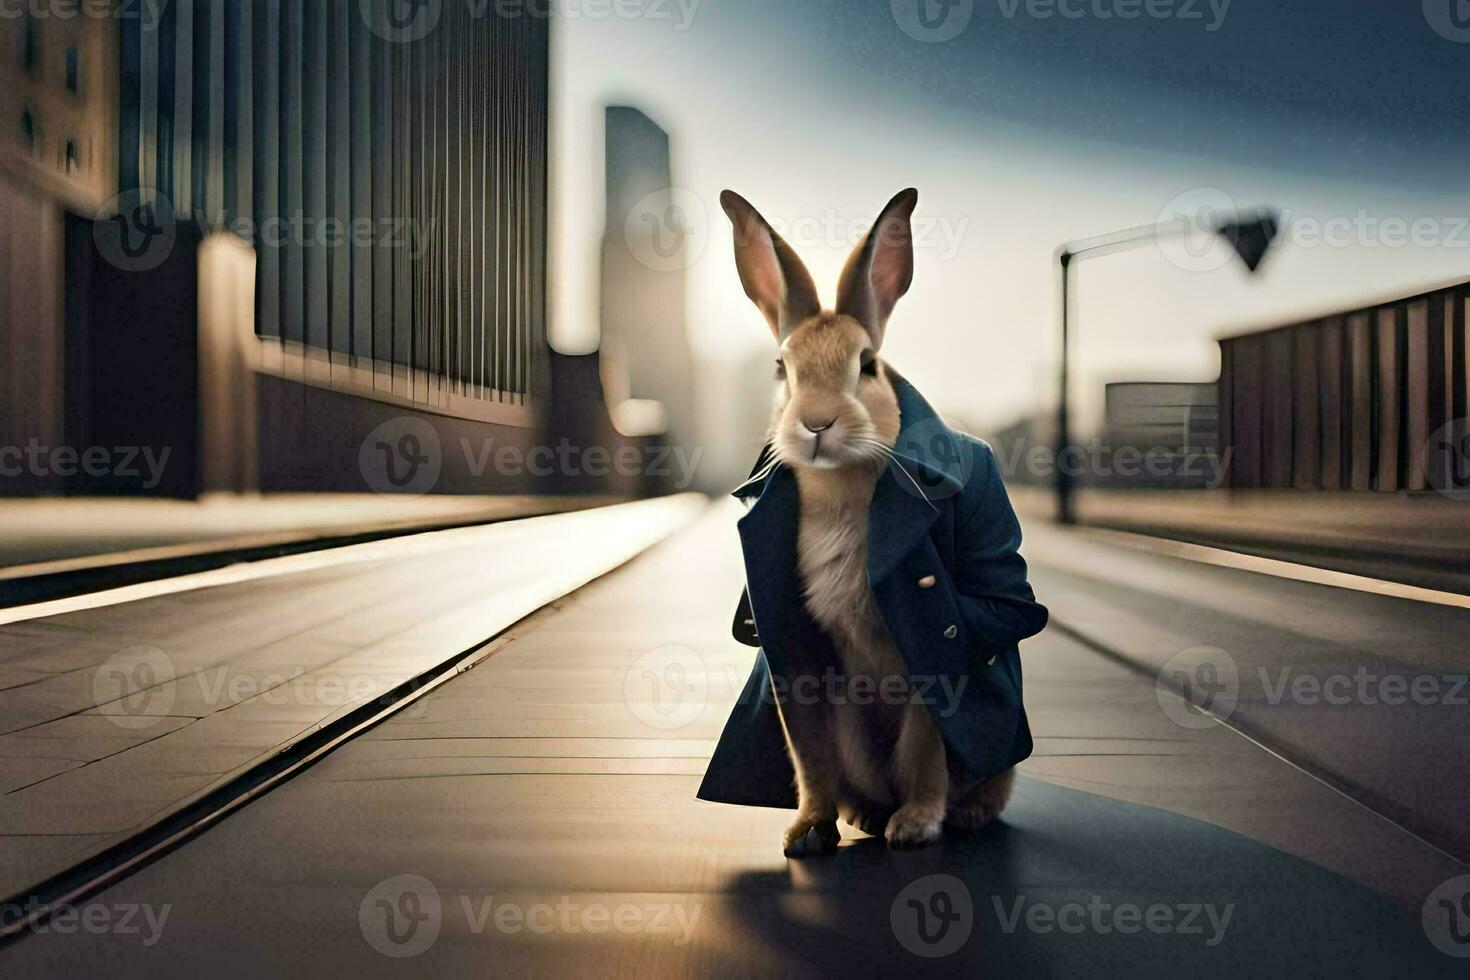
720 190 820 340
836 188 918 348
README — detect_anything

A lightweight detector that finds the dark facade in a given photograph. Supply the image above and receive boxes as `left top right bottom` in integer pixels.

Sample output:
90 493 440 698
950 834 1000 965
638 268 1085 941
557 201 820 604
1219 279 1469 492
118 0 549 404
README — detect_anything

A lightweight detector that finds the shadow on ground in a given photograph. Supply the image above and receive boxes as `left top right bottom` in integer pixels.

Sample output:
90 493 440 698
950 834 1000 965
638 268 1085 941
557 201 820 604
715 777 1456 977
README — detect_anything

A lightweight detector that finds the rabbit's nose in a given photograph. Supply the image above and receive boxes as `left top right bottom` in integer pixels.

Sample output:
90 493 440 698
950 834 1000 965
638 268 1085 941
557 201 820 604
802 418 837 433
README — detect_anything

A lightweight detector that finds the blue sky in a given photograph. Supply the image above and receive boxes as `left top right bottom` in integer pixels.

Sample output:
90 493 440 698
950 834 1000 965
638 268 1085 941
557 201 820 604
549 0 1470 485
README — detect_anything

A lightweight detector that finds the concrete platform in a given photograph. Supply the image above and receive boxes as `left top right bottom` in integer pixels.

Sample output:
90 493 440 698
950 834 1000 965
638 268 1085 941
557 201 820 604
0 502 1459 975
1013 485 1470 594
0 495 704 902
1020 518 1470 869
0 493 622 588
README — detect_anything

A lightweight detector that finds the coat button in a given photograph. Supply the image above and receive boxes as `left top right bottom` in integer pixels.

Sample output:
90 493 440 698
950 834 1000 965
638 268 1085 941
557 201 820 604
917 575 936 589
986 653 997 666
943 624 958 639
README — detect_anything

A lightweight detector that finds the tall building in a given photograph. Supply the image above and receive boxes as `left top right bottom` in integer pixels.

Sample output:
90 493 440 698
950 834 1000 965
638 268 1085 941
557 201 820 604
599 106 695 448
0 9 118 493
115 0 550 426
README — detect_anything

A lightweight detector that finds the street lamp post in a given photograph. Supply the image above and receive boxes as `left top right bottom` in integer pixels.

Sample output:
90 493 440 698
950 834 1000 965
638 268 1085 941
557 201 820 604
1053 208 1280 525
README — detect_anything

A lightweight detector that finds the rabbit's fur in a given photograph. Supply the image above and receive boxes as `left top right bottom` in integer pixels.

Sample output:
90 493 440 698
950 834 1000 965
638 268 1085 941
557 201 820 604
721 189 1013 855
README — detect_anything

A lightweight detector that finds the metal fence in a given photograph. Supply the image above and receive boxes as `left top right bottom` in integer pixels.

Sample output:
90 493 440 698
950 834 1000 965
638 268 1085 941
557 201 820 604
118 0 547 410
1219 279 1469 492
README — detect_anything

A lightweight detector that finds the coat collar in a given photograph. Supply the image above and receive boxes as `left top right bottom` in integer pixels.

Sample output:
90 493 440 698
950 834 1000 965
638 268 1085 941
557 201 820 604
732 373 964 583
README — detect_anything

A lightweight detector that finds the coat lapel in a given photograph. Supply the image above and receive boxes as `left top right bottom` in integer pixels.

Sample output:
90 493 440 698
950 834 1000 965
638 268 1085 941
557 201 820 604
865 464 942 583
732 372 965 588
867 374 963 581
733 464 804 655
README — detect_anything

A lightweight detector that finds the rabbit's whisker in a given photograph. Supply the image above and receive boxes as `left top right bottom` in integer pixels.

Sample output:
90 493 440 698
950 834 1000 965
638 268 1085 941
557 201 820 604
853 439 939 511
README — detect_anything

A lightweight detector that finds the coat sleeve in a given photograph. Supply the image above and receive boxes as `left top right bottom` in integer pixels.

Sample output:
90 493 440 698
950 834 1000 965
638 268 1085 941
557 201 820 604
950 441 1049 654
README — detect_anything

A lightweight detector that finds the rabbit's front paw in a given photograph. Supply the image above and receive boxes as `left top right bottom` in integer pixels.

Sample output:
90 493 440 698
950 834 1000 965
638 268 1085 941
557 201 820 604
884 805 943 849
783 818 840 857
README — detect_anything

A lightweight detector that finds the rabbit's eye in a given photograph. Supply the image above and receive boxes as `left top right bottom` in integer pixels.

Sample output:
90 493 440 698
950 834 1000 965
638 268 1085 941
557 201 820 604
860 354 878 377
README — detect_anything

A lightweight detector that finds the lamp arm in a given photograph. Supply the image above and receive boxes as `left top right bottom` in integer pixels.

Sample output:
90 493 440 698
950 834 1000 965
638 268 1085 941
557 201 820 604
1058 217 1197 265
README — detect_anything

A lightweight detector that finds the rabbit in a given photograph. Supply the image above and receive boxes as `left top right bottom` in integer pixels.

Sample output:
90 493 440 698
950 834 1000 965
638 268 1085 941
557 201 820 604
720 187 1017 854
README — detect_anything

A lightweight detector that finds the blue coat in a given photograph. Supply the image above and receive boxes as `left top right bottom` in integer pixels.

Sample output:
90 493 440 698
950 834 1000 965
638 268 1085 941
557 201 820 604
697 376 1049 809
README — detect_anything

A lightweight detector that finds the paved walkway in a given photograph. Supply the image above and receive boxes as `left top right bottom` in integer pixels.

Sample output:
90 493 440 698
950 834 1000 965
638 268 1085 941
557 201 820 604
1 503 1459 975
0 496 703 902
1020 519 1470 873
1013 485 1470 594
0 493 620 580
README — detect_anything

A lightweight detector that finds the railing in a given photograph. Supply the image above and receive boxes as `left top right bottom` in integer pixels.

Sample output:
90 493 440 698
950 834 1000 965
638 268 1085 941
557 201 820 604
1219 278 1469 491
